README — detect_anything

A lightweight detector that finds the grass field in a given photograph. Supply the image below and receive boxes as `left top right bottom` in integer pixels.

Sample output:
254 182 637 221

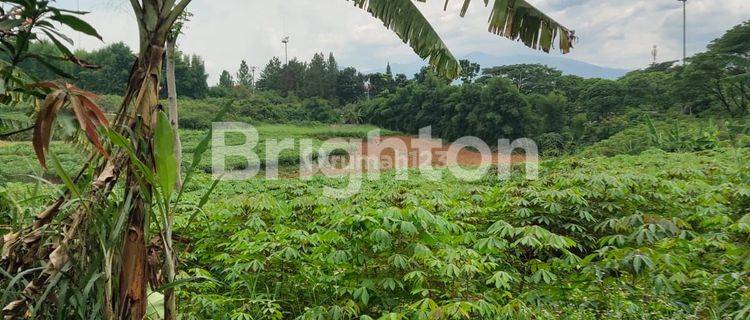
0 124 398 184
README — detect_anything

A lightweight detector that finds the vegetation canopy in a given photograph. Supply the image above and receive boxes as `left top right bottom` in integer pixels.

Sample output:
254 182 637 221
2 1 750 320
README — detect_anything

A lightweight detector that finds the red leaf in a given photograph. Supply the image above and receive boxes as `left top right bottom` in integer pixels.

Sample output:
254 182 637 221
71 97 110 160
78 94 110 127
32 90 68 169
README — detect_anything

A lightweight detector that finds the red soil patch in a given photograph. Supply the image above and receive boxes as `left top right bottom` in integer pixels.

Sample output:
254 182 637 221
352 135 531 170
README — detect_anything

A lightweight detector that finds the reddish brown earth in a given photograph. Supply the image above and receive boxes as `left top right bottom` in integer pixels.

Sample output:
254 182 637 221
353 136 532 170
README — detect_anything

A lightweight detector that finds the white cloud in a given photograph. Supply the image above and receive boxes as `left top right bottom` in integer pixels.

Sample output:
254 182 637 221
56 0 749 84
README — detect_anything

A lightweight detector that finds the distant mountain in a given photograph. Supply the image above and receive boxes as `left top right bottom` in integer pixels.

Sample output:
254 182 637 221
372 51 630 80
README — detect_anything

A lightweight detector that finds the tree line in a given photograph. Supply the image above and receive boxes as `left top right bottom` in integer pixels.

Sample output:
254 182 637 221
212 53 410 105
358 20 750 154
15 41 209 99
13 21 749 157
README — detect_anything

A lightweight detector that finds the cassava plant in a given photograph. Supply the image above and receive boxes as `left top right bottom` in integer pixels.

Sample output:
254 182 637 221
2 0 574 319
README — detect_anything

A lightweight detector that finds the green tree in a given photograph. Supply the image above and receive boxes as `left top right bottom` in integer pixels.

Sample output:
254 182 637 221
676 52 748 116
325 53 340 98
159 52 208 98
304 53 328 98
367 72 391 96
482 63 563 95
459 59 481 83
471 77 536 140
675 21 749 116
281 58 306 95
528 92 567 134
619 70 674 110
257 57 283 92
237 60 252 88
336 67 365 103
219 70 234 88
394 73 409 87
577 79 626 120
74 42 136 95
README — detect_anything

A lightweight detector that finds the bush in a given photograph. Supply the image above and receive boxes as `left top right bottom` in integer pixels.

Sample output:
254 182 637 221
177 94 342 130
536 132 568 156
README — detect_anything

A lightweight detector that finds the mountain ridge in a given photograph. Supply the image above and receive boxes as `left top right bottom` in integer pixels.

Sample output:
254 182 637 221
370 51 631 80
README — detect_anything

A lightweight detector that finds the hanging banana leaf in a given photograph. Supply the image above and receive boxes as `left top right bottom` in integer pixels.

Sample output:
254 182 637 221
350 0 574 79
482 0 574 53
351 0 462 79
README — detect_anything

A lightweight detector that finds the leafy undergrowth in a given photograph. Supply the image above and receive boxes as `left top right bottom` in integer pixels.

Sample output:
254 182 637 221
581 116 750 157
0 141 84 184
175 148 750 319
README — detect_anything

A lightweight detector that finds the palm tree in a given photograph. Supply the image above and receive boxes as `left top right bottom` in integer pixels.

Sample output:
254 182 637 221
1 0 573 319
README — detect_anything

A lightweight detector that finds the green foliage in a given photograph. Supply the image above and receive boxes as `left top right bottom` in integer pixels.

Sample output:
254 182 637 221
162 53 209 99
481 64 563 95
179 123 395 173
674 21 749 116
458 59 480 84
0 141 83 184
361 71 538 143
172 148 750 319
14 41 209 98
356 21 749 155
219 70 234 88
177 95 342 130
581 116 750 157
237 60 252 88
74 42 134 95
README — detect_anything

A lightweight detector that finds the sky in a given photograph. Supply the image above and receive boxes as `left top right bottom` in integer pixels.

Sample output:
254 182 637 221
54 0 749 84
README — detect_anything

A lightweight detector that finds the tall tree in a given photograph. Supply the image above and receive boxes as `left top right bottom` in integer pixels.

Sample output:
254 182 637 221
304 53 328 98
256 57 283 92
237 60 252 88
219 70 234 88
74 43 137 95
336 67 365 103
459 59 481 83
325 53 340 99
675 21 750 116
481 64 563 95
281 58 306 95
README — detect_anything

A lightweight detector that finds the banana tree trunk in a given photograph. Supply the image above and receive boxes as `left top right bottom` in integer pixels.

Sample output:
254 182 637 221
119 43 163 320
166 36 183 191
119 1 191 319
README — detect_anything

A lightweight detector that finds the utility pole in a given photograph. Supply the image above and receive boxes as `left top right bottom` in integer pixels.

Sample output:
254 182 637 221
250 65 256 92
281 36 290 65
678 0 687 65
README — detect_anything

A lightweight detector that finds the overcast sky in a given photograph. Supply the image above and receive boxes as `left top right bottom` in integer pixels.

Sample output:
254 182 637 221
55 0 749 84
